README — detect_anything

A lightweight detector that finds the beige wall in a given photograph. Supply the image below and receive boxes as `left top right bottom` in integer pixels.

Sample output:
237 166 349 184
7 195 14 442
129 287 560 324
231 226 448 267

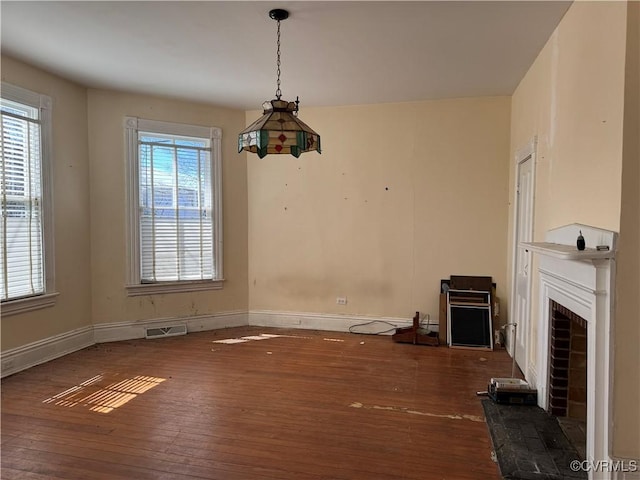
509 1 636 458
509 2 626 239
613 0 640 459
87 90 248 325
248 97 511 321
0 56 93 350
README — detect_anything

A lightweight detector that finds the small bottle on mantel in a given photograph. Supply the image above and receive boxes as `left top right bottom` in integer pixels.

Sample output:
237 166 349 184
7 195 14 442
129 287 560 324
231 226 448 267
577 230 586 251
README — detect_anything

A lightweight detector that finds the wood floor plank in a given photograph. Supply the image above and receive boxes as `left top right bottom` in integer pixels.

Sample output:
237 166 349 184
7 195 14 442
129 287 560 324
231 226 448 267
2 326 514 479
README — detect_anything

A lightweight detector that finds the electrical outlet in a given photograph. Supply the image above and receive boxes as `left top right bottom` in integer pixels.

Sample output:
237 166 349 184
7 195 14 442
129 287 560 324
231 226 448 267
336 296 347 305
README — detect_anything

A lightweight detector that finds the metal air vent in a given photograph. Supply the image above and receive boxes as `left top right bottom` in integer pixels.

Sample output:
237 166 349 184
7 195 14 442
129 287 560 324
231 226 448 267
145 324 187 339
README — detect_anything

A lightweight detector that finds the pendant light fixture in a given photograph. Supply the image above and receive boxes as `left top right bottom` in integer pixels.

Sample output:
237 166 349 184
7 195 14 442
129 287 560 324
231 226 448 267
238 9 321 158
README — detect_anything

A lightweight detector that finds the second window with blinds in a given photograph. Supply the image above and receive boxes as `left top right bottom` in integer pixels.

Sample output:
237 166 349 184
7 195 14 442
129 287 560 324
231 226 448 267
124 117 223 295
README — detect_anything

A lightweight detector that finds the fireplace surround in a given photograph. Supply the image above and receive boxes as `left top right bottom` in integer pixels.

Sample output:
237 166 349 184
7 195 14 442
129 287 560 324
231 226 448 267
523 224 617 478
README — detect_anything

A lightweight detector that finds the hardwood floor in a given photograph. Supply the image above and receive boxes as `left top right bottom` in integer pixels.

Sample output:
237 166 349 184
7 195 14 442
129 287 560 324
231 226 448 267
1 326 514 479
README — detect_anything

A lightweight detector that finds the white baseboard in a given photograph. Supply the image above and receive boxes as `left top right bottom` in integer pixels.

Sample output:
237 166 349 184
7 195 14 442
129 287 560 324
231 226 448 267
1 311 248 377
1 309 435 378
1 325 94 378
93 310 249 343
248 310 428 334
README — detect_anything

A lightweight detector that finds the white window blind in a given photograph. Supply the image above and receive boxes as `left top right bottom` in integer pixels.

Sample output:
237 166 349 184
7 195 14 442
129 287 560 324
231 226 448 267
0 98 44 301
124 116 223 294
139 132 214 282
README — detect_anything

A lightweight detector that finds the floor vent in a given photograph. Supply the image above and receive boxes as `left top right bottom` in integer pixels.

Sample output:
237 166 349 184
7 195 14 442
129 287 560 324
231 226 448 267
145 324 187 339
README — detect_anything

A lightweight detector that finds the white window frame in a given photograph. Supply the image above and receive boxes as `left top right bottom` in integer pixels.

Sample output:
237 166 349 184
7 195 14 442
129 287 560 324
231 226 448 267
124 117 223 296
1 82 58 316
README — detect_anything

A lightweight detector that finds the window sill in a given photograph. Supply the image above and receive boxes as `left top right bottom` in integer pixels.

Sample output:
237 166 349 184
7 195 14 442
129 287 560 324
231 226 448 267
1 292 60 317
126 279 224 296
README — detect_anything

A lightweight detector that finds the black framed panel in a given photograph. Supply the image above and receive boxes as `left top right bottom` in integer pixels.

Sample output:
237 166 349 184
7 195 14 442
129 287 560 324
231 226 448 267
449 304 493 349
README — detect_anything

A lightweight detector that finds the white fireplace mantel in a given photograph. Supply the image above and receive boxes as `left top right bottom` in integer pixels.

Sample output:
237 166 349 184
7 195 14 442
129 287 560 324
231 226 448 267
524 223 618 480
523 222 617 261
522 242 615 261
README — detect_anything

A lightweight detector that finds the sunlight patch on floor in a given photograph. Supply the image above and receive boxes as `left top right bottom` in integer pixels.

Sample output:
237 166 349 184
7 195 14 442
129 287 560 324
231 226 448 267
43 374 165 413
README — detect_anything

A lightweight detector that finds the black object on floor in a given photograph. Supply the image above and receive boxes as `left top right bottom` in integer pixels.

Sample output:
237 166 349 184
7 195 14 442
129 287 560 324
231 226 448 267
482 399 587 480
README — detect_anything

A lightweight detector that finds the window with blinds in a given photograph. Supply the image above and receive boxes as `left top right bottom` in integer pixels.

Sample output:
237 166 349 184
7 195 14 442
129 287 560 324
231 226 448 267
139 132 213 282
125 117 223 295
1 94 45 301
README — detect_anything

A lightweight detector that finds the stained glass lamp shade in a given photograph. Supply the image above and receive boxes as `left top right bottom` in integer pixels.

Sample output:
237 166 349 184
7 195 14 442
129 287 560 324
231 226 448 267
238 99 321 158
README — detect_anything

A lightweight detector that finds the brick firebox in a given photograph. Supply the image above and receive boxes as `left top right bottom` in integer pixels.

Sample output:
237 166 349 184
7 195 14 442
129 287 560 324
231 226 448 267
548 300 587 420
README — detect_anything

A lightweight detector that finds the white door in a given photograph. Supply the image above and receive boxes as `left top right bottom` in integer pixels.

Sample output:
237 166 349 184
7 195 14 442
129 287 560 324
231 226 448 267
510 140 535 378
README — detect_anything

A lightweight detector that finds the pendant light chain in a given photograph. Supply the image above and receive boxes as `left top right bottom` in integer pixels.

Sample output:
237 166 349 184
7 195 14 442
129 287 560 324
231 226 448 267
275 19 282 100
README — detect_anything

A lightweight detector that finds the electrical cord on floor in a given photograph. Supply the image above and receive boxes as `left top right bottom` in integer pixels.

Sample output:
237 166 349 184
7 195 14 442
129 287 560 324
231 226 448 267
349 320 398 335
420 313 431 332
418 313 441 333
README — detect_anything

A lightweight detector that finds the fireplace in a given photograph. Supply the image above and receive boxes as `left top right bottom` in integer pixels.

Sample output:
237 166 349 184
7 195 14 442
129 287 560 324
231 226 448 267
523 224 617 477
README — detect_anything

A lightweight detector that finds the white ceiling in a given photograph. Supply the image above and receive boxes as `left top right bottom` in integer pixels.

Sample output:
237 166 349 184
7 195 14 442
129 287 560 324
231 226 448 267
1 1 572 111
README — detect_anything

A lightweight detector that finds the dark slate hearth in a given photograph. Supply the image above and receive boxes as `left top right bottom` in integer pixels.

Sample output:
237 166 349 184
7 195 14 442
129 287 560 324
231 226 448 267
482 399 587 480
